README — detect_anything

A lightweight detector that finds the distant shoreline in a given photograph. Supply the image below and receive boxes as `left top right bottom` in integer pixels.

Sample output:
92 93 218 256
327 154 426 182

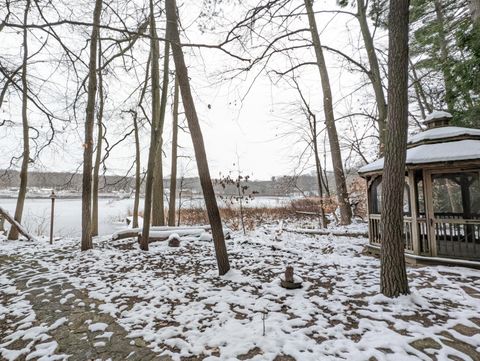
0 194 293 200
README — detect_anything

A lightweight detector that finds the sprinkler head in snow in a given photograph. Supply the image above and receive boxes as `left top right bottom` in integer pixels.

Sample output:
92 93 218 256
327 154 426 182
280 266 302 289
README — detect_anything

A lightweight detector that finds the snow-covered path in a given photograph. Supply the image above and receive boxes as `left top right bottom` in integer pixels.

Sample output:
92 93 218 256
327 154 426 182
1 224 480 360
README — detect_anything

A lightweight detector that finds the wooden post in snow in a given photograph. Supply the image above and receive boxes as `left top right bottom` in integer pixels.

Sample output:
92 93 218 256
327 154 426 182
50 190 56 244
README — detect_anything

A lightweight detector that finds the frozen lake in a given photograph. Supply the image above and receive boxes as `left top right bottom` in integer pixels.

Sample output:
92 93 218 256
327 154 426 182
0 196 291 237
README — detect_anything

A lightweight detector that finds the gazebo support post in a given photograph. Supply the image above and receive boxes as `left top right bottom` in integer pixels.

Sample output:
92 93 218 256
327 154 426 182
408 171 420 255
424 169 437 257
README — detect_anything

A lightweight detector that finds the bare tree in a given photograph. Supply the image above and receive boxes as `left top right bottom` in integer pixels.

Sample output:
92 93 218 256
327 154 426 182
168 75 179 226
356 0 387 151
8 0 31 240
92 36 105 237
81 0 103 251
304 0 352 225
291 77 327 227
131 52 151 229
152 40 171 226
380 0 410 298
166 0 230 275
140 0 162 250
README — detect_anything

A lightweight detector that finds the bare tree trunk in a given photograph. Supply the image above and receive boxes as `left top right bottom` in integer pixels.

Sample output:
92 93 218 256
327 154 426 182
132 113 141 229
166 0 230 275
380 0 410 298
177 175 185 226
152 40 171 226
357 0 387 152
168 75 179 226
294 78 327 227
91 36 104 237
140 1 161 251
312 121 327 228
8 0 30 240
304 0 352 225
132 53 151 229
81 0 103 251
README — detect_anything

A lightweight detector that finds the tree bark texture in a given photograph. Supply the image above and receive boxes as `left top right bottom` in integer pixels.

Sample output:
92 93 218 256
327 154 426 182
312 119 327 228
166 0 231 275
81 0 102 251
91 36 104 237
140 1 161 251
152 40 171 226
380 0 410 298
132 53 151 229
304 0 352 225
8 0 31 240
132 112 141 229
168 75 179 226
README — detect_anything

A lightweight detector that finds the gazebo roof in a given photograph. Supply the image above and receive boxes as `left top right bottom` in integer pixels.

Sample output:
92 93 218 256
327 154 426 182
408 126 480 146
358 139 480 174
358 117 480 175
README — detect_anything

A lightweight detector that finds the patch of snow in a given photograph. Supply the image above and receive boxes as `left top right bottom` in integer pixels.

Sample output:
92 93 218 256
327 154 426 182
25 341 59 361
48 317 68 331
168 233 180 241
424 110 452 123
198 232 212 241
59 293 74 305
95 332 113 340
88 322 109 332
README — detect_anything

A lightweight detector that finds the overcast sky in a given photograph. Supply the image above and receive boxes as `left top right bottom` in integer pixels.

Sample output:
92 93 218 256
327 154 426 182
0 0 389 180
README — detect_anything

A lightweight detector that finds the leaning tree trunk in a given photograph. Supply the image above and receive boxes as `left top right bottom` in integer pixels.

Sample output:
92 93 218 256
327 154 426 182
380 0 410 298
140 2 161 251
166 0 230 275
8 0 31 240
81 0 103 251
152 40 171 226
304 0 352 225
168 75 179 226
91 36 104 237
357 0 387 153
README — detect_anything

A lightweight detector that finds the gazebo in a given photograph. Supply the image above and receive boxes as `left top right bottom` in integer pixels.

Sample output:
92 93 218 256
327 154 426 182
358 111 480 267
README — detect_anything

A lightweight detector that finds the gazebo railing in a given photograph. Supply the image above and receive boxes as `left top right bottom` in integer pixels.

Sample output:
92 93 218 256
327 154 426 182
434 218 480 259
368 214 415 253
369 213 480 260
418 218 429 254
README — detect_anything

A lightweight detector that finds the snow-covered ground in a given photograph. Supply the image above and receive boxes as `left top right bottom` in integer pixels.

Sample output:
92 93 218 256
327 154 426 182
1 223 480 360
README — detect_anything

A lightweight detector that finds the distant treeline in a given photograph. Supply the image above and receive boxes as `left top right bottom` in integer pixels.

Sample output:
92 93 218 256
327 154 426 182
0 169 342 197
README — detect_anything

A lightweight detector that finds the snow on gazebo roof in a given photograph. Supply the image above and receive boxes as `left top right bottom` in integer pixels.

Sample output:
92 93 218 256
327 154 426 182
358 111 480 175
408 126 480 145
423 110 453 124
358 138 480 174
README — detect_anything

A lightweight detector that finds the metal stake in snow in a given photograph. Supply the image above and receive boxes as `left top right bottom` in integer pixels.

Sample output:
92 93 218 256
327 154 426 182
50 190 56 245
